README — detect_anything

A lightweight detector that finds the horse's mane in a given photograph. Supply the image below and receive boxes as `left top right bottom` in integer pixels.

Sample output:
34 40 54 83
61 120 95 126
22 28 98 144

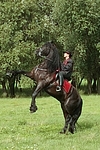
46 42 61 73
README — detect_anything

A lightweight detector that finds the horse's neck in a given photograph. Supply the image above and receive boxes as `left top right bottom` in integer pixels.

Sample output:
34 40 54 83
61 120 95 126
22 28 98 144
36 47 60 73
38 61 48 70
34 63 55 81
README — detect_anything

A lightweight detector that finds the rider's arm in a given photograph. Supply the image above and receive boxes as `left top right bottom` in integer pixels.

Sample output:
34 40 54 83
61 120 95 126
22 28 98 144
62 59 73 71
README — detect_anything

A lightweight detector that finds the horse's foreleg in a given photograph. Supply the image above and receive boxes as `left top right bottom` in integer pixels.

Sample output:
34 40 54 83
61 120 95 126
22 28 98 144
30 83 42 113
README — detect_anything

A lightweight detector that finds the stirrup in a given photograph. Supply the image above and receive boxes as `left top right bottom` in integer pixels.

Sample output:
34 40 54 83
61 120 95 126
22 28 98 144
56 86 61 91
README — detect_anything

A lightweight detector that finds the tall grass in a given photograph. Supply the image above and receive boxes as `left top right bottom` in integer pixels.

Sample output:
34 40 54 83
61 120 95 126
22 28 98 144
0 95 100 150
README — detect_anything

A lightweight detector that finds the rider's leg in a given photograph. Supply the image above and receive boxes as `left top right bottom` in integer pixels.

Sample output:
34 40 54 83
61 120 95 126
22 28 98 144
56 71 64 91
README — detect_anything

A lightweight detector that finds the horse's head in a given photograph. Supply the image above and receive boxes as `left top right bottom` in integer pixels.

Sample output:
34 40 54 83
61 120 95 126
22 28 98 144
35 41 61 73
35 41 54 58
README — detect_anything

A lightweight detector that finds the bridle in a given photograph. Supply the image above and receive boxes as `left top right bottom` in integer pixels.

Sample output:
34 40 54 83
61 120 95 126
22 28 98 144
38 48 53 62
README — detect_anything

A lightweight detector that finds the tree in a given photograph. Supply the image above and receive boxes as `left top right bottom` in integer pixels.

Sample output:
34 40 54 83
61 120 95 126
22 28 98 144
0 0 100 95
51 0 100 93
0 0 55 96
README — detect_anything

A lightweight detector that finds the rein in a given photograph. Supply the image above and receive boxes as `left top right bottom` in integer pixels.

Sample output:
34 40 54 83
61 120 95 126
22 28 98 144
36 67 47 71
39 55 52 61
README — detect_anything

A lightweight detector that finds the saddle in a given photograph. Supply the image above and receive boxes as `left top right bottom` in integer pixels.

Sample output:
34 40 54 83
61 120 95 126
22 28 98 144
55 72 72 93
63 80 72 93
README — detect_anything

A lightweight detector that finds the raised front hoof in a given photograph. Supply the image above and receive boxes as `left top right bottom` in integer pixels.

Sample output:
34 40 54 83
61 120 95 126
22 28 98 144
30 106 38 113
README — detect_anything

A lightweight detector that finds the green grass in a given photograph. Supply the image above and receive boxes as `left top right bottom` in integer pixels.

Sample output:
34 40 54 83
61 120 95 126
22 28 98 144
0 95 100 150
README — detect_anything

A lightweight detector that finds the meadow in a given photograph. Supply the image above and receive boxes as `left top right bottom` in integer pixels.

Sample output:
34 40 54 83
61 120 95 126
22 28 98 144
0 95 100 150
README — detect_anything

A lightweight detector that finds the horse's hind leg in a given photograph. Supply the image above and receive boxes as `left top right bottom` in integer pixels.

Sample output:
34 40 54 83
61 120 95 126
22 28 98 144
69 102 82 134
60 114 71 134
68 114 78 134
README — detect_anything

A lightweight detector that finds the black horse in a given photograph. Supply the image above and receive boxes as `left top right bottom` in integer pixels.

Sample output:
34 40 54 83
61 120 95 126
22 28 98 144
7 41 83 134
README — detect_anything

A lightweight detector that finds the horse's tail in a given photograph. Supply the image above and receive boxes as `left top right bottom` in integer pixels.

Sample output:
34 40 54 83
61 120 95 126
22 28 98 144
6 70 26 78
14 70 26 75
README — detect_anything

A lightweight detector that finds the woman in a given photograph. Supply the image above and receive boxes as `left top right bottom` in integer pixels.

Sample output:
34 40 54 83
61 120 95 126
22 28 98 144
56 51 73 91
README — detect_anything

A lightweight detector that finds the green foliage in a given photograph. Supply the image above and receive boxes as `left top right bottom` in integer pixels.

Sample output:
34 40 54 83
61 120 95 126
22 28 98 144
52 0 100 90
0 0 100 93
0 0 56 71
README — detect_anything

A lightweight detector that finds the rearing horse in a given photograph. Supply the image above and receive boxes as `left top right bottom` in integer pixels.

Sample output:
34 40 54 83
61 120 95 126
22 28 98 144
7 41 83 134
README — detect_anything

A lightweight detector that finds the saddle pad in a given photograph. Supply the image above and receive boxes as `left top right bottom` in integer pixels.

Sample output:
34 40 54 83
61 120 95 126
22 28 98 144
63 80 72 93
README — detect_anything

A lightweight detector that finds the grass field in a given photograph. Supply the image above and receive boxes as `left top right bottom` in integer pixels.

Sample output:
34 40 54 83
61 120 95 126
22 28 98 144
0 95 100 150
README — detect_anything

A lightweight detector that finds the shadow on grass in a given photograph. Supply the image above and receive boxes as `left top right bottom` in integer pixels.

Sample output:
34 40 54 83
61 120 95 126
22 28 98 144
76 121 94 132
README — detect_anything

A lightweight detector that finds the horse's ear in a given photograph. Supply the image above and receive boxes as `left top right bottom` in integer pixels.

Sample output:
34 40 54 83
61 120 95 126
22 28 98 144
50 41 55 46
50 40 57 45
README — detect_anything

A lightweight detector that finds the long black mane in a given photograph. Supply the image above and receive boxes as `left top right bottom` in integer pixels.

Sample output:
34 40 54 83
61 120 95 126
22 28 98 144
45 42 61 73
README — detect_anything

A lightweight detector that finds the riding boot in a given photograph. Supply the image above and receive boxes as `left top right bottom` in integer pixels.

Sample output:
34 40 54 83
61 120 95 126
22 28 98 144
56 73 63 91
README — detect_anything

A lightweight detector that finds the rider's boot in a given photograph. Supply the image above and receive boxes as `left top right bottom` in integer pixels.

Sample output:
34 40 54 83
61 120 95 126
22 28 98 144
56 74 63 91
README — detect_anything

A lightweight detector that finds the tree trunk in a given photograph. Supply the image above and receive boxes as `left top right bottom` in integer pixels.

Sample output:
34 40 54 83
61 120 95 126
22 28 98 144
92 78 97 93
97 77 100 94
78 76 84 89
8 77 16 98
87 78 92 94
1 79 8 97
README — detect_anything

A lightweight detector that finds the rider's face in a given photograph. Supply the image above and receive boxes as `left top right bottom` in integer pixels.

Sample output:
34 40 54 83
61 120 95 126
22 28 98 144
63 53 70 59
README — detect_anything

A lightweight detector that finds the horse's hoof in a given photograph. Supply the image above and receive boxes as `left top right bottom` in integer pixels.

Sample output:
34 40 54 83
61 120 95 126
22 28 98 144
68 128 74 134
60 131 65 134
60 129 66 134
30 106 38 113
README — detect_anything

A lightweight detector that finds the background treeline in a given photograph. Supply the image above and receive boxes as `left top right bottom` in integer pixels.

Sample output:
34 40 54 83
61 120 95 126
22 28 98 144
0 0 100 97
